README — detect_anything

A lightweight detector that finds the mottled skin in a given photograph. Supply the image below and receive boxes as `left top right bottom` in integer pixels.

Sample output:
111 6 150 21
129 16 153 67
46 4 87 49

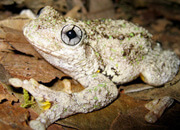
22 6 179 129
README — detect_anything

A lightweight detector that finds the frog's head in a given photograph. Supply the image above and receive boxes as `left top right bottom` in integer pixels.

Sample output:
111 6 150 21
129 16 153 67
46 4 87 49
23 6 87 58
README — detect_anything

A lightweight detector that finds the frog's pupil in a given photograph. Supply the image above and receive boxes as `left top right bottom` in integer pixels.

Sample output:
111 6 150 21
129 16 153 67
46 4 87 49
66 30 77 39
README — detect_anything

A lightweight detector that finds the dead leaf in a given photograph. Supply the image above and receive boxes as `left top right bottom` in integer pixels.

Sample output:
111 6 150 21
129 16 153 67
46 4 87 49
152 28 180 56
0 16 41 58
0 80 30 129
0 82 18 103
0 64 11 84
87 0 115 19
0 0 14 5
0 52 66 83
24 0 69 15
151 19 172 32
0 101 30 130
110 104 180 130
50 78 84 93
0 15 30 31
65 5 84 19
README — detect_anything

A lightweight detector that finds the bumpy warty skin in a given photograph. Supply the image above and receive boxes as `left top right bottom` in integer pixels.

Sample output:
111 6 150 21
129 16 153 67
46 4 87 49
23 6 180 129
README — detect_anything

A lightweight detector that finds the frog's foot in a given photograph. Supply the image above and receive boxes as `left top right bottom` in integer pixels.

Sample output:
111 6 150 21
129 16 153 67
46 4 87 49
29 103 75 130
9 74 119 130
140 48 180 86
145 96 174 123
29 120 45 130
9 78 60 101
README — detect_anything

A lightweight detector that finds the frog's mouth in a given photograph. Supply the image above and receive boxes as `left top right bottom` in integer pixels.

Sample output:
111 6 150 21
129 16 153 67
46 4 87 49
26 38 56 55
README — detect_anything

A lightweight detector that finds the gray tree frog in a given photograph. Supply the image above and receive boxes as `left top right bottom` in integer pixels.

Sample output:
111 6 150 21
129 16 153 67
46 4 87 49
10 6 180 129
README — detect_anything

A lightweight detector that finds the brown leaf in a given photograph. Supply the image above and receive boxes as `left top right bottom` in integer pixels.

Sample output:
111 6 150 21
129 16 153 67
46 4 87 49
50 79 84 93
152 28 180 56
87 0 115 19
0 64 11 84
111 101 180 130
0 101 30 130
0 81 18 103
151 19 172 32
0 78 30 129
65 5 84 19
0 52 66 82
0 16 41 58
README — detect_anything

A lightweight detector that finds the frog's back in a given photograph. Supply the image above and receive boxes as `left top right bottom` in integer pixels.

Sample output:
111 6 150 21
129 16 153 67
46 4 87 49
79 19 156 84
81 19 154 64
79 19 179 85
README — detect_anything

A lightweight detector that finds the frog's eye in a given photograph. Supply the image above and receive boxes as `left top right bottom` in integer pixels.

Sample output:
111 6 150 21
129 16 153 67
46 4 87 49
61 24 83 46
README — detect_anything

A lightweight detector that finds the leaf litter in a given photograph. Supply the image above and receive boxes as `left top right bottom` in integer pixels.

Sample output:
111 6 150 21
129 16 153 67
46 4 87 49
0 0 180 129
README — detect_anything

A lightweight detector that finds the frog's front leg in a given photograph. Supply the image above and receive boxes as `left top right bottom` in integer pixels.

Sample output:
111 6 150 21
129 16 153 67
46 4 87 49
9 74 119 130
9 78 62 102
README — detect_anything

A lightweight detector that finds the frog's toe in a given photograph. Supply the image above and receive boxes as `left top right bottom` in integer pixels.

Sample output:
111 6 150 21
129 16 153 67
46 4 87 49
9 78 23 88
144 96 174 123
30 120 46 130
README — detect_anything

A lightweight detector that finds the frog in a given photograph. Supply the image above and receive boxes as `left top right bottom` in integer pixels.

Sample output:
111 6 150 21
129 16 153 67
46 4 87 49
9 6 180 130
